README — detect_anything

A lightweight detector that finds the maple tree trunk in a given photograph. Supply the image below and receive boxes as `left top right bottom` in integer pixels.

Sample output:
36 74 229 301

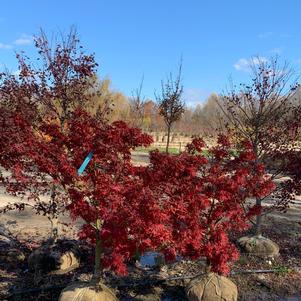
50 185 58 242
254 197 262 236
94 219 102 280
166 125 171 153
253 141 263 236
205 259 212 274
50 218 58 242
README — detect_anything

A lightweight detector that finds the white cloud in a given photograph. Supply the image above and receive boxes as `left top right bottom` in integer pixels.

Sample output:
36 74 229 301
279 33 293 38
14 34 33 45
258 32 292 39
183 88 211 107
258 32 273 39
0 34 33 50
234 58 249 71
269 47 282 54
234 57 269 72
0 43 12 49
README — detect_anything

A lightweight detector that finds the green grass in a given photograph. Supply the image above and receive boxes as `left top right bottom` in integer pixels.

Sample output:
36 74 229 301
134 146 180 154
134 147 239 157
134 147 212 156
274 265 292 275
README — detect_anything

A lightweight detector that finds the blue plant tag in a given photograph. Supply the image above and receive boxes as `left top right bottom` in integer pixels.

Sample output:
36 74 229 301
78 152 93 175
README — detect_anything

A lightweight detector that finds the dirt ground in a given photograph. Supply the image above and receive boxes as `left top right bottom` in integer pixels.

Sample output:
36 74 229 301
0 159 301 301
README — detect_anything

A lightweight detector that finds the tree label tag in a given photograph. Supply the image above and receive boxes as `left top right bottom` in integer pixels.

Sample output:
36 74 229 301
78 152 93 175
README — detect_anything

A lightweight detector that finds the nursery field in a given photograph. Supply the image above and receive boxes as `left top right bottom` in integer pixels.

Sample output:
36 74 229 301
1 23 301 301
0 156 301 301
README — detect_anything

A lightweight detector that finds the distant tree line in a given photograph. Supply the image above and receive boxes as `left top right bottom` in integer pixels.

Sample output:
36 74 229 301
87 79 225 137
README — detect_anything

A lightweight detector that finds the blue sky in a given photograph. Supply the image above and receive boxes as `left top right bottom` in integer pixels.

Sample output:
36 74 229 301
0 0 301 106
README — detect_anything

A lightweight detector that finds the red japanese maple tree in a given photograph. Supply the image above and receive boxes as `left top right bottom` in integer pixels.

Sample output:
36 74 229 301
0 101 276 277
0 29 102 239
33 109 175 277
0 106 76 238
0 30 277 278
1 104 171 276
219 57 300 235
139 136 275 274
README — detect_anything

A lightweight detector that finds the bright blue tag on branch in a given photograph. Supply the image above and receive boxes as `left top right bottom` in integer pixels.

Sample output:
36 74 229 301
78 152 93 175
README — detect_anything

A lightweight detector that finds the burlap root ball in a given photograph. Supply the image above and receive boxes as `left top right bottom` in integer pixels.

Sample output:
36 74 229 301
28 240 80 274
238 235 279 257
59 281 118 301
186 273 238 301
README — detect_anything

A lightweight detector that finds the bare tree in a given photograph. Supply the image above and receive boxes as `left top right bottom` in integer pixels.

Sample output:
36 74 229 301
219 56 299 236
156 62 185 153
129 76 146 129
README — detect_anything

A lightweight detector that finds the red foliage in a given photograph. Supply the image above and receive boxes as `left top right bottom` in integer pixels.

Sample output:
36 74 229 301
0 106 74 220
0 104 164 274
138 136 275 274
0 105 275 276
37 109 171 275
0 31 276 276
0 29 100 222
